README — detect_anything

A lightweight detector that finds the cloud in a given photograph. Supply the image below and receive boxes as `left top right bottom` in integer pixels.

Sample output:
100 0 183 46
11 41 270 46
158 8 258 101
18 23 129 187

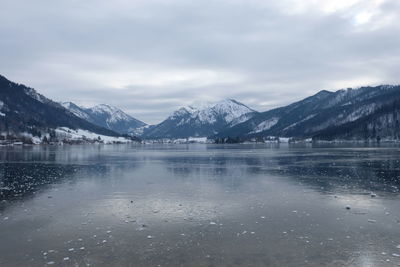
0 0 399 124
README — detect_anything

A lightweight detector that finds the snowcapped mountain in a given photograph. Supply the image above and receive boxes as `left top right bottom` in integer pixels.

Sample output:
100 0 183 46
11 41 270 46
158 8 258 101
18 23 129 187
61 102 91 120
61 102 146 134
213 85 400 141
142 99 257 139
3 72 399 143
0 74 119 137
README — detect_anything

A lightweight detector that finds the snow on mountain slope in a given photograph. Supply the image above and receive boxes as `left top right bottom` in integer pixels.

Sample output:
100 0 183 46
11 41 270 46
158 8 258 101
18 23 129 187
250 117 279 134
0 74 119 137
192 99 255 124
61 102 90 120
61 102 146 134
24 88 46 103
90 104 139 125
142 99 257 139
174 99 255 126
229 112 257 127
214 85 400 141
211 99 255 123
55 127 131 144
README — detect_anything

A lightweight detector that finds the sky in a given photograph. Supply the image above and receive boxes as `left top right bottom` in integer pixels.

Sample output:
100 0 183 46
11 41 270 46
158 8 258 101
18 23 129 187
1 0 400 124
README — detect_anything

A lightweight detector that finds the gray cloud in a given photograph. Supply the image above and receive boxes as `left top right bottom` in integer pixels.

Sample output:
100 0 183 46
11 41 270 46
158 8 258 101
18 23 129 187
1 0 399 124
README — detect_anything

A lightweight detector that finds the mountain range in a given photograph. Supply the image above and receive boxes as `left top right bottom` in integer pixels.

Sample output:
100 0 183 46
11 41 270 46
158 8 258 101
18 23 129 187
61 102 146 134
0 75 118 139
141 99 257 139
0 73 399 143
214 85 400 141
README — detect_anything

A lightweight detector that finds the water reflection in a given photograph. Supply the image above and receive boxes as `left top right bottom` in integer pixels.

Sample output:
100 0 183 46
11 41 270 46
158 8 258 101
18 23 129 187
0 144 400 266
162 145 400 196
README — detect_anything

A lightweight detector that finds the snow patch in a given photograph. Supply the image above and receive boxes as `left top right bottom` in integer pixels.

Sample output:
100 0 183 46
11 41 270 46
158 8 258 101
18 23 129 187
55 127 131 144
343 103 376 123
229 112 255 127
283 114 316 131
91 104 134 124
24 88 49 103
61 102 90 120
251 117 279 133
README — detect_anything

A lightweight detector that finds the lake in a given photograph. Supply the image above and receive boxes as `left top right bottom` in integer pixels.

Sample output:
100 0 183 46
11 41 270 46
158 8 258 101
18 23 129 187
1 144 400 266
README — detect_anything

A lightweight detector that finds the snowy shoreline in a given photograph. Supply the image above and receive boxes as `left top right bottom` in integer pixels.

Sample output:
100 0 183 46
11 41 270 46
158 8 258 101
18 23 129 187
1 127 399 146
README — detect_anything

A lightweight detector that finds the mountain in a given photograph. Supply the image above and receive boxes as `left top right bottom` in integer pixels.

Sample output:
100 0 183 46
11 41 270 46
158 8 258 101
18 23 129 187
142 99 258 139
2 72 399 143
61 102 146 134
214 85 400 141
0 74 119 137
313 95 400 141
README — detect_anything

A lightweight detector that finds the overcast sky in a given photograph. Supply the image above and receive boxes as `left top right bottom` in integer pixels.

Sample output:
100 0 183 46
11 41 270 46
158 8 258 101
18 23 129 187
1 0 399 124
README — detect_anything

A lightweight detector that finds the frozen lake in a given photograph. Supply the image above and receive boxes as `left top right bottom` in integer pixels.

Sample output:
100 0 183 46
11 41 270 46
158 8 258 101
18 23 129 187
1 144 400 266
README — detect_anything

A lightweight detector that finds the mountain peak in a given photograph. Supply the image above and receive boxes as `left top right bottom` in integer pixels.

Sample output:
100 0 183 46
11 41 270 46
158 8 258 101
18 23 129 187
206 99 255 123
188 99 252 110
61 102 91 120
169 99 254 122
91 104 121 114
217 98 242 105
61 101 83 109
0 74 119 137
61 102 146 134
142 98 257 139
217 99 254 112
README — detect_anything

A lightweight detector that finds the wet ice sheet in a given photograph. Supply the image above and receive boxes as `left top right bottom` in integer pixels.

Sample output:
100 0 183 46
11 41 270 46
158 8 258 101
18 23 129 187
1 144 400 266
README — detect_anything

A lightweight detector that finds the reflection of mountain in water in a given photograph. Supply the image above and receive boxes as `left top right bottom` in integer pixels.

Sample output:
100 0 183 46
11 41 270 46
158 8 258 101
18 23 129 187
161 145 400 195
161 154 273 189
273 154 400 195
2 145 400 213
